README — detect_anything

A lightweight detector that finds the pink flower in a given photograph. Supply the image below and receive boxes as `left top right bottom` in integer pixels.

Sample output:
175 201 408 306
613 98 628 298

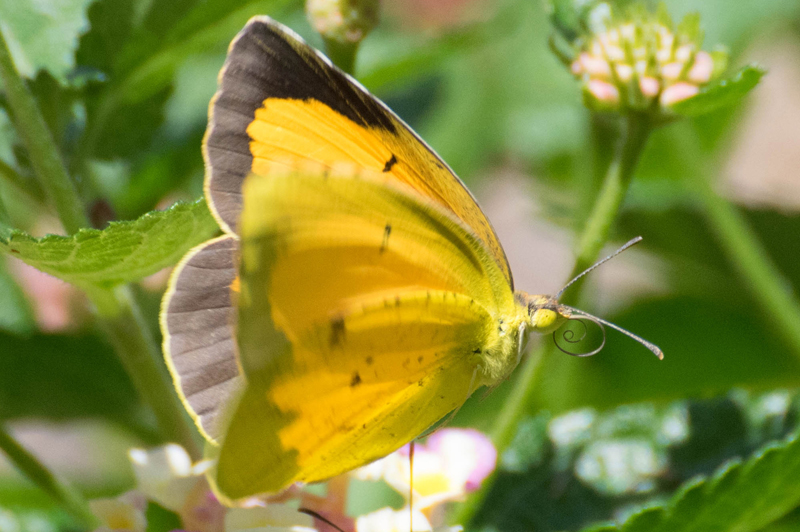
424 429 497 493
660 82 700 106
353 428 497 510
587 80 620 105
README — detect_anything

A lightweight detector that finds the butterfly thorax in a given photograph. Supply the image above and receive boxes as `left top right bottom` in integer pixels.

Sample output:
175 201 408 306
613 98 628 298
477 308 528 386
475 291 571 387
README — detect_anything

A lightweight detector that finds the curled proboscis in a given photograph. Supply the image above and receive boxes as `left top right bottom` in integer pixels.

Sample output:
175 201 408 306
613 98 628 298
553 316 607 357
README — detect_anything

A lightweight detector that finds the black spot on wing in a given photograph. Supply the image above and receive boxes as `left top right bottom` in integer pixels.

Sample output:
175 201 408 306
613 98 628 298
380 223 391 253
330 317 346 347
350 372 362 387
382 154 397 172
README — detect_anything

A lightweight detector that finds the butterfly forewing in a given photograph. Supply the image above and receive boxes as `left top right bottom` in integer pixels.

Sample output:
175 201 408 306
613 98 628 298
203 16 513 287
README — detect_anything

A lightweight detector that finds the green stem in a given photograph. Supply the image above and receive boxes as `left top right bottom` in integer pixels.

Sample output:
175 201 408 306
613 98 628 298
323 37 359 75
682 143 800 361
0 28 201 459
0 28 88 234
91 286 202 459
568 112 652 293
452 112 653 528
0 423 98 528
0 181 11 228
0 158 46 201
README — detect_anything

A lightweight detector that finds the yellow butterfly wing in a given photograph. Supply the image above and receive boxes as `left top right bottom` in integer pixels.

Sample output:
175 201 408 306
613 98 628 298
209 169 520 501
203 16 513 286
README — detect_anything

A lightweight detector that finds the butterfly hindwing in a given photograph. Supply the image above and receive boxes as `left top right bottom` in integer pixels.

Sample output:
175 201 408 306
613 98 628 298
161 235 243 441
215 289 491 500
204 16 513 286
208 169 516 500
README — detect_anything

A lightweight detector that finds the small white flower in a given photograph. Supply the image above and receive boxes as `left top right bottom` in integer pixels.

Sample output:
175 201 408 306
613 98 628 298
548 409 596 448
128 444 211 512
90 492 147 532
225 504 317 532
355 507 431 532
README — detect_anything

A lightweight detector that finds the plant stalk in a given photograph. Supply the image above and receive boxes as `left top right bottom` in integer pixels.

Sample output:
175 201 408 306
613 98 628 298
0 423 99 528
0 158 46 201
90 286 202 458
0 27 201 459
323 38 359 75
452 112 652 527
0 180 11 229
0 28 89 234
567 112 652 296
681 137 800 362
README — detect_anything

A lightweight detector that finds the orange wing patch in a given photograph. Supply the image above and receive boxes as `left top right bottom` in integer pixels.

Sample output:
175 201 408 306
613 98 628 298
203 17 512 286
247 98 513 285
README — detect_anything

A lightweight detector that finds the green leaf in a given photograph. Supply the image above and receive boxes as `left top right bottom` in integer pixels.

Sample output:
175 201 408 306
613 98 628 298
358 21 492 93
78 0 293 166
757 507 800 532
580 429 800 532
75 0 136 75
145 501 183 532
108 0 295 105
0 0 94 83
0 256 34 335
0 199 219 288
670 65 766 117
0 332 140 424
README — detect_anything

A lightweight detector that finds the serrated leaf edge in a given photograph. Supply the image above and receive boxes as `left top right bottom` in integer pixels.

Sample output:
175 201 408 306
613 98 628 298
0 199 208 248
579 430 800 531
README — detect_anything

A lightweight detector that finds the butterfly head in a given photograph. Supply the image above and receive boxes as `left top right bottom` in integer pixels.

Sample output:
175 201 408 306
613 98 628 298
512 237 664 360
515 292 572 334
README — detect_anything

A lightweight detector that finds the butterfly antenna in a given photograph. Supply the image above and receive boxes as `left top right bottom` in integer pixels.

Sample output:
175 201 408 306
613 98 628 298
562 306 664 359
556 236 643 300
298 508 346 532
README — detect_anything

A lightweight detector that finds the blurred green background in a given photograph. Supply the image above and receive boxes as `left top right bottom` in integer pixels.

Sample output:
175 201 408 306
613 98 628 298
1 0 800 530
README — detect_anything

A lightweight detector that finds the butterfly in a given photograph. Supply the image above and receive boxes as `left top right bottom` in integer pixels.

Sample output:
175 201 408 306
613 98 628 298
160 15 662 503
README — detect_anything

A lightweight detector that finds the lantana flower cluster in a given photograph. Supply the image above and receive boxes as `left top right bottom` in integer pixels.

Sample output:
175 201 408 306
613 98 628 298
88 428 496 532
562 3 727 113
353 428 496 532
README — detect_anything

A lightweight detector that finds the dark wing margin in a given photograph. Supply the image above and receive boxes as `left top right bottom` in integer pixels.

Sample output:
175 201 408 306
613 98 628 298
203 15 513 287
203 16 395 234
161 235 243 442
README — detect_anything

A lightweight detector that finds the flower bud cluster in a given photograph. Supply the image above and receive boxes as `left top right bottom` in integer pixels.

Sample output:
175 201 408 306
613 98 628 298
306 0 379 44
567 5 726 113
